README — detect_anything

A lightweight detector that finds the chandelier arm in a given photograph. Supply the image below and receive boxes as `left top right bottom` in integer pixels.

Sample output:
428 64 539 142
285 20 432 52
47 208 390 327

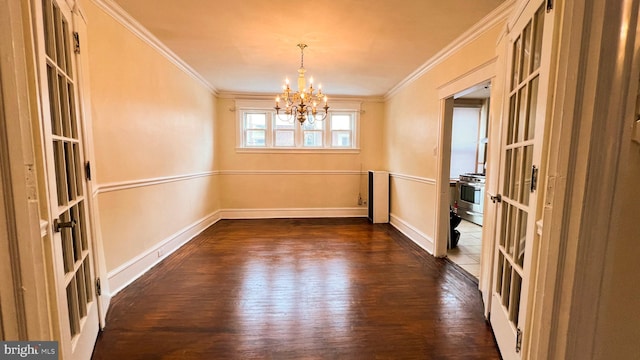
275 43 327 126
275 107 295 123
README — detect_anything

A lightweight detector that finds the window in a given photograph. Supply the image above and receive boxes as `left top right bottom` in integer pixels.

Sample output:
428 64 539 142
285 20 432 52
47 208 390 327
302 119 324 147
274 116 295 147
243 112 268 147
236 100 360 151
330 113 354 147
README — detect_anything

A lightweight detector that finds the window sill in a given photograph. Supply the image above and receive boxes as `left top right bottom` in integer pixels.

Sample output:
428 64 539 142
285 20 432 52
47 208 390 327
235 147 361 154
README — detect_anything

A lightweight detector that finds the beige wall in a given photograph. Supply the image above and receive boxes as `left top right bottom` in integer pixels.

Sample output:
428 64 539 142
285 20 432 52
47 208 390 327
216 98 384 211
384 22 505 245
84 0 219 273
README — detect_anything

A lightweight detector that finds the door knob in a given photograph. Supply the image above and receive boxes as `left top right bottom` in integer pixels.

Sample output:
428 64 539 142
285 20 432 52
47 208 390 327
54 219 76 232
490 193 502 203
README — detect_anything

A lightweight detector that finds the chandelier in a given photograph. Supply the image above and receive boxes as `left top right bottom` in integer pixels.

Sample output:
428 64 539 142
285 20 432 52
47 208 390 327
275 43 329 125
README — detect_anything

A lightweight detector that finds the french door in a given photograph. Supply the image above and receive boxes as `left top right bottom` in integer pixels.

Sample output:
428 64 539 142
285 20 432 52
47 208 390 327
490 1 554 359
35 0 100 358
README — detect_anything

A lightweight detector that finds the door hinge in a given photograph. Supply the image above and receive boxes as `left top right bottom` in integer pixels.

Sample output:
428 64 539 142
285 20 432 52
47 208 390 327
516 328 523 353
530 165 538 192
96 278 102 296
546 0 554 12
73 32 80 54
85 161 92 181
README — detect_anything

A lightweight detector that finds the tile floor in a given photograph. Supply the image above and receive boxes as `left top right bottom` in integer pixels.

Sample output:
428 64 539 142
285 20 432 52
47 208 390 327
448 219 483 278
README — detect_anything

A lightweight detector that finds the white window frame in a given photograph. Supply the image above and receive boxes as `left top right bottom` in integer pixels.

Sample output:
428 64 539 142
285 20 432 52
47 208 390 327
235 100 360 153
329 111 356 148
241 110 272 148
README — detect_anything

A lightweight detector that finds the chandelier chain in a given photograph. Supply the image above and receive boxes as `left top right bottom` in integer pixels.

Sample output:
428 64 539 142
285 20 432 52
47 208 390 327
298 43 307 69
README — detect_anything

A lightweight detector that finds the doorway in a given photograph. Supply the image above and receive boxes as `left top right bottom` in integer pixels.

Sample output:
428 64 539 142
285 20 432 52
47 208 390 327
447 82 490 279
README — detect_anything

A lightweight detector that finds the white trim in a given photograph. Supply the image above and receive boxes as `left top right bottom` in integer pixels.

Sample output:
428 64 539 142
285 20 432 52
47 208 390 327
437 58 497 98
434 98 455 259
234 148 361 154
1 0 53 341
220 170 363 176
72 2 111 327
385 0 515 99
96 171 218 194
220 92 384 103
389 213 434 255
220 207 367 219
389 172 437 185
91 0 217 94
107 211 222 295
96 170 363 196
234 99 362 111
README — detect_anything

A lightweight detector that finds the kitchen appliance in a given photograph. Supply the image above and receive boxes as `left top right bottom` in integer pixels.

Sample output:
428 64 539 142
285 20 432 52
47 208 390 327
457 173 485 226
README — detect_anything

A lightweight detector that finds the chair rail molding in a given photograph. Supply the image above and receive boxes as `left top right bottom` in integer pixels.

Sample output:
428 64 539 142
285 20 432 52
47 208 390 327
96 170 219 195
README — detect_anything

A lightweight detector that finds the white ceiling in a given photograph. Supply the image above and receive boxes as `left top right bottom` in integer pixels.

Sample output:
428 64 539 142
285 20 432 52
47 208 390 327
111 0 505 97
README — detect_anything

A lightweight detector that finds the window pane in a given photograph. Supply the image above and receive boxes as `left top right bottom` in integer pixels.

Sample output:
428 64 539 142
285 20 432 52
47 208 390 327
275 130 294 147
275 117 294 130
245 130 265 146
303 131 323 147
245 113 266 129
302 120 323 131
331 115 352 130
332 130 351 147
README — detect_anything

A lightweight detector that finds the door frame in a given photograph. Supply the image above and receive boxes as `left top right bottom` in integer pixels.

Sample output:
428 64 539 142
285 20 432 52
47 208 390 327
0 0 54 340
69 0 111 326
435 59 501 314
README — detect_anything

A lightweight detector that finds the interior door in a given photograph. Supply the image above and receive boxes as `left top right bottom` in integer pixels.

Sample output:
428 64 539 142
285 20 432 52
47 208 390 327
35 0 100 358
489 1 554 359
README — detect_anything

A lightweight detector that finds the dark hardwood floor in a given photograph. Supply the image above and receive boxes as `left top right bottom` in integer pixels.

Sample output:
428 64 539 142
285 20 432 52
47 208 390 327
91 218 500 359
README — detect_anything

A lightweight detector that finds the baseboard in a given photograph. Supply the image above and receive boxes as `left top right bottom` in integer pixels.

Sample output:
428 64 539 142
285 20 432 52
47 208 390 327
220 207 368 219
107 211 222 295
389 213 435 255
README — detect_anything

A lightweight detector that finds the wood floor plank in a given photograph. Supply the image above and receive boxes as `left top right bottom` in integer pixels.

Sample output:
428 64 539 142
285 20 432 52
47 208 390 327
91 218 500 359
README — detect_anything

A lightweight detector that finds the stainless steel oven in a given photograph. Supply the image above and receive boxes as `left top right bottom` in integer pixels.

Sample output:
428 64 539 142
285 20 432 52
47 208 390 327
457 173 485 226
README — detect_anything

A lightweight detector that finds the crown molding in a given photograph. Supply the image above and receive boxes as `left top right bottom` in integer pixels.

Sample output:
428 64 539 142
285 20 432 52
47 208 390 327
91 0 218 95
216 91 385 103
384 0 516 100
